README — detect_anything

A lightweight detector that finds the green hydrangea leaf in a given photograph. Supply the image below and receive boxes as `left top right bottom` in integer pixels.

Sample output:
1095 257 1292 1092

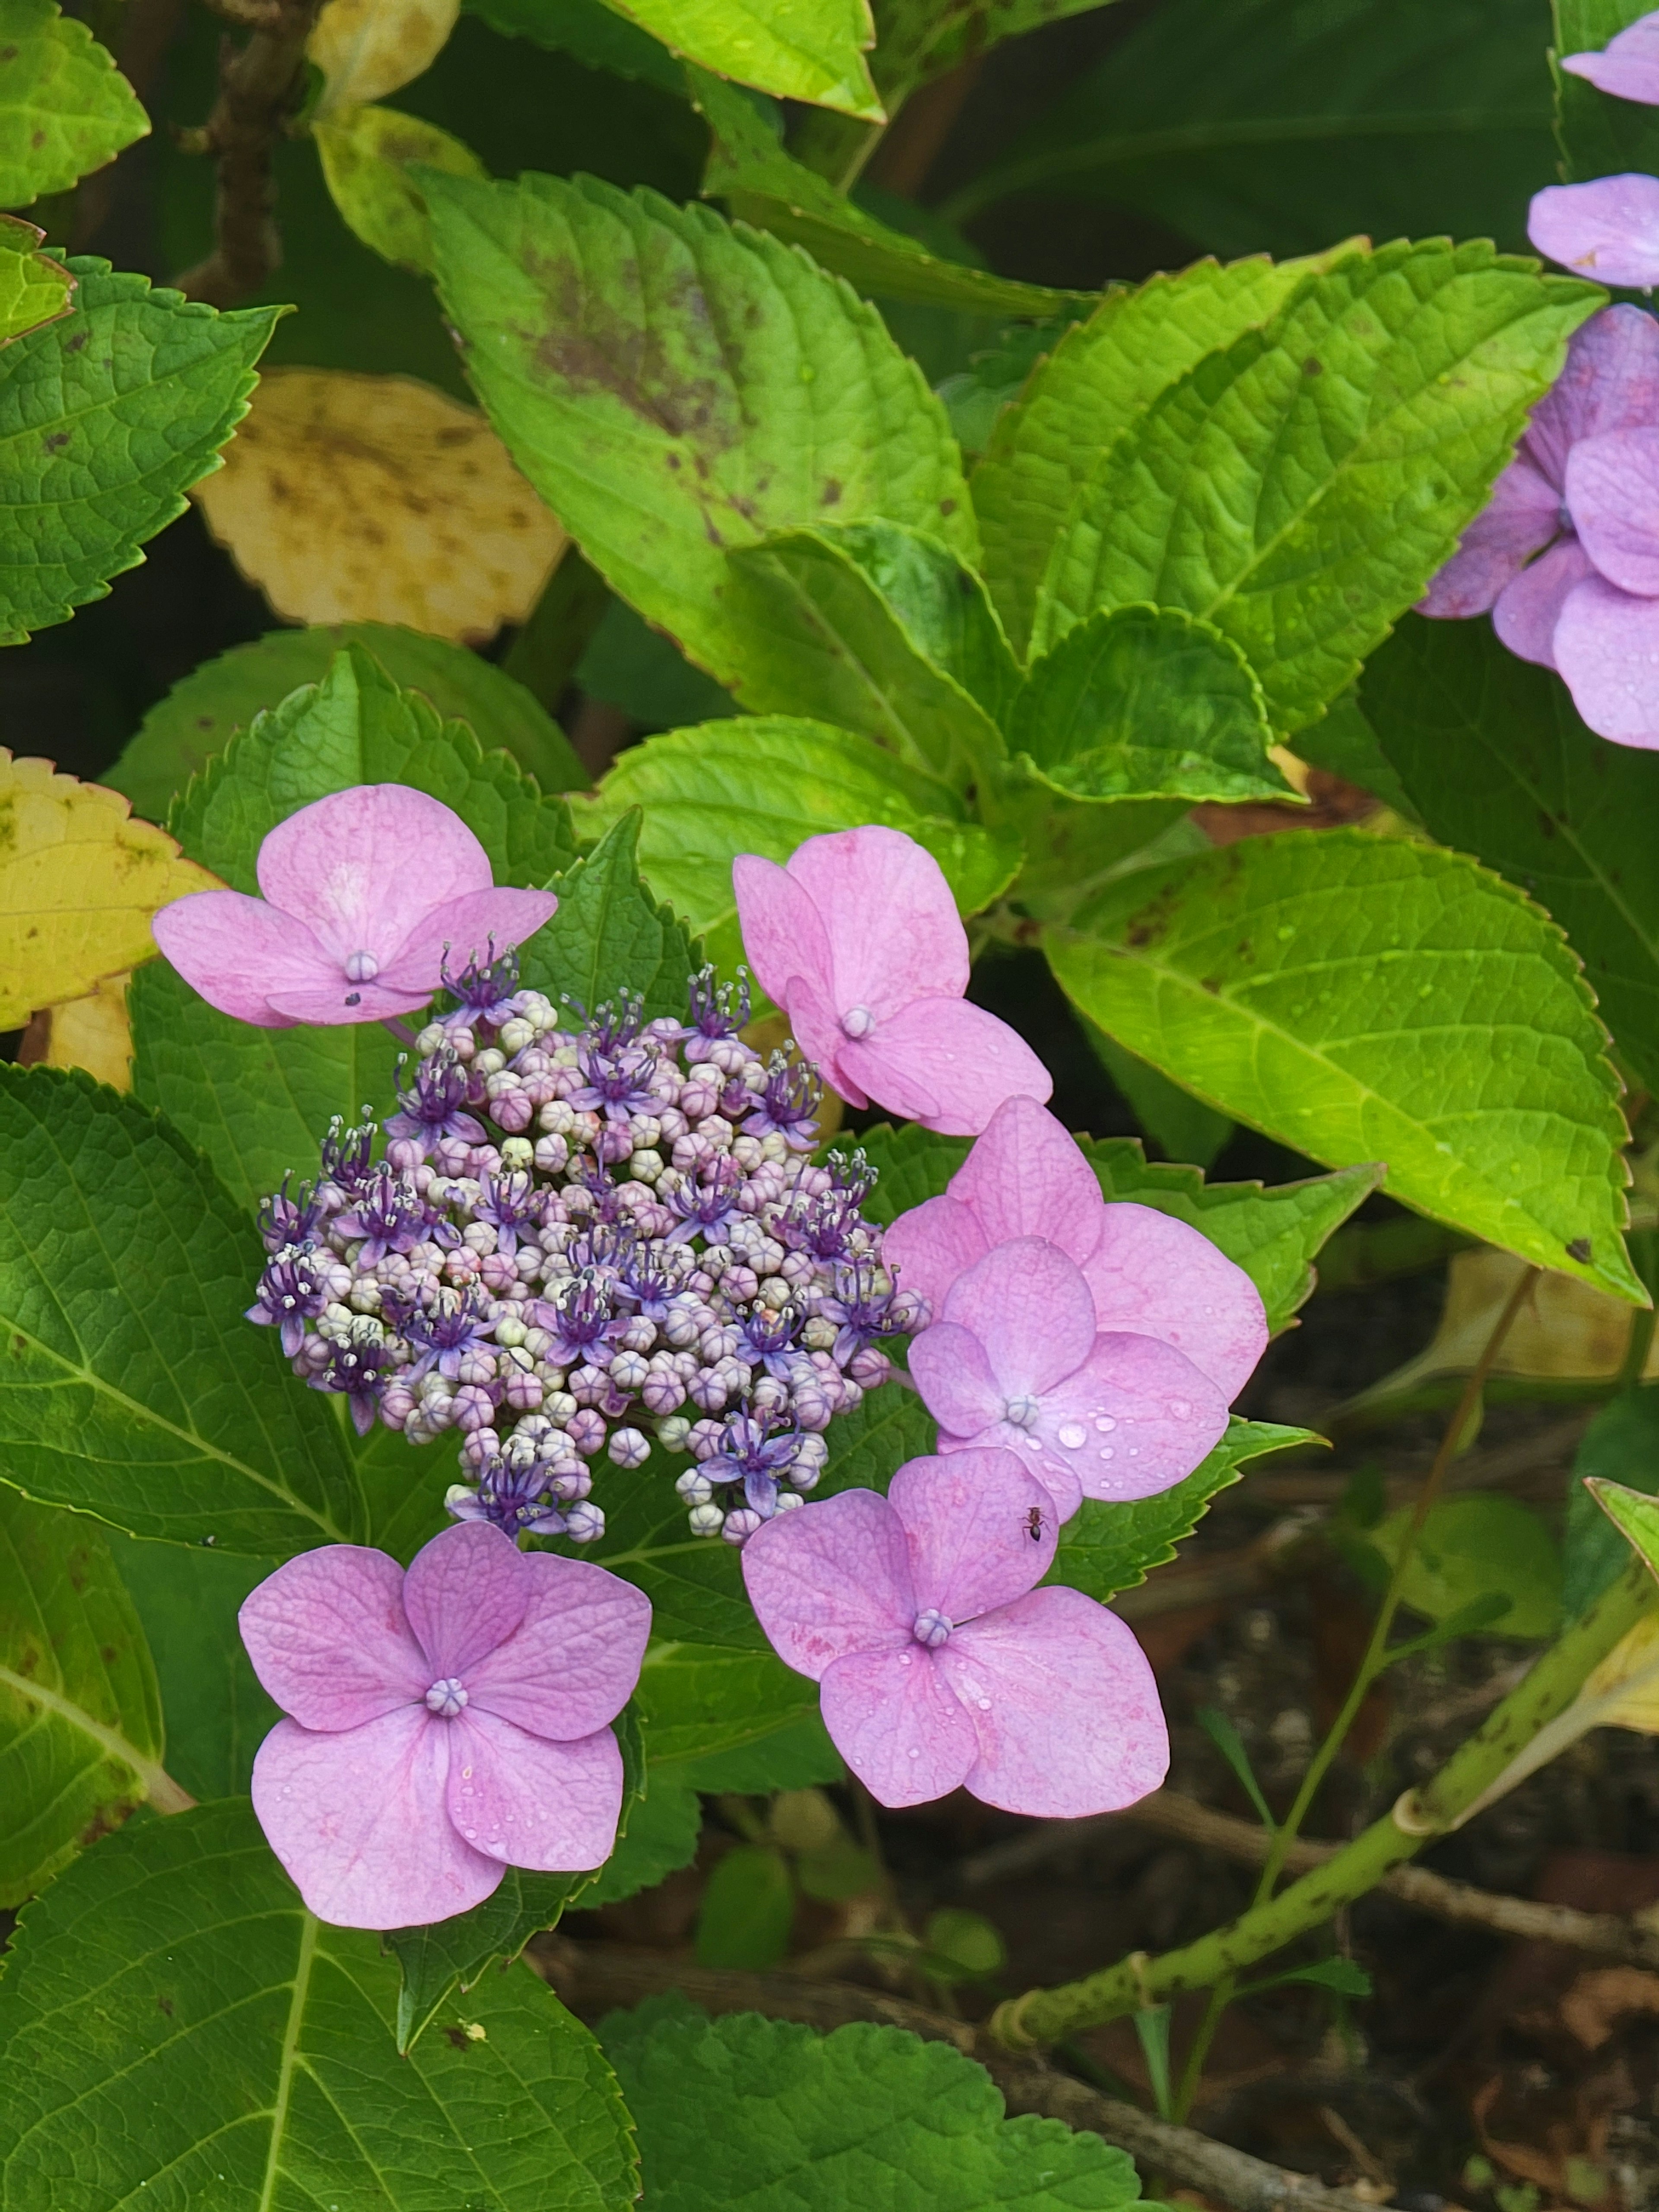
694 67 1084 319
603 0 881 115
316 103 487 276
0 258 279 645
868 0 1124 100
0 1488 166 1906
108 622 585 828
1363 612 1659 1098
0 214 74 346
816 1379 940 1498
1364 1492 1562 1637
973 248 1336 656
464 0 690 90
1564 1387 1659 1618
0 0 148 205
722 525 1016 785
1049 1417 1317 1602
671 1712 842 1792
574 717 1020 983
582 1757 703 1906
0 1800 640 2209
1047 830 1641 1301
694 1843 794 1968
636 1641 819 1764
552 1436 758 1647
600 1996 1154 2211
1032 239 1602 731
950 0 1554 263
385 1706 646 2053
519 809 704 1021
1007 603 1294 805
425 172 972 694
855 1121 1379 1333
104 1532 280 1802
0 1065 364 1554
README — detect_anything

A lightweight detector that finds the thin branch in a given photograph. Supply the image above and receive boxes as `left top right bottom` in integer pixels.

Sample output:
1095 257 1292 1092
957 1789 1659 1967
172 0 326 307
534 1940 1389 2212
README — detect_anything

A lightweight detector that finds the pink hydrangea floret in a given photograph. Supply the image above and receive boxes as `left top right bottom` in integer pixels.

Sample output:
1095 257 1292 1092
742 1449 1168 1815
884 1093 1267 1399
1563 10 1659 107
1419 304 1659 746
731 825 1051 1136
241 1519 650 1927
153 784 557 1027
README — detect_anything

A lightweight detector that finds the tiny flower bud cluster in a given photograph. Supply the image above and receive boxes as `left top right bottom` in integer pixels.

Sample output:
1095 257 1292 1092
247 958 926 1546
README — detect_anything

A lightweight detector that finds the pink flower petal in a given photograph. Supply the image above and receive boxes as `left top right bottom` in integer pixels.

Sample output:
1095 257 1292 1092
260 976 439 1027
940 1238 1097 1398
1565 428 1659 596
1562 16 1659 107
937 1588 1169 1818
1037 1332 1230 1503
1529 176 1659 289
447 1706 623 1871
251 1707 502 1928
256 786 493 969
819 1644 978 1807
464 1553 651 1741
881 1195 988 1319
935 1421 1084 1522
1084 1202 1267 1401
785 826 969 1017
239 1545 428 1730
909 1320 1016 1442
1554 573 1659 747
150 891 340 1030
948 1094 1104 1265
1493 535 1598 667
837 997 1053 1137
742 1488 914 1680
890 1449 1056 1622
400 1521 529 1680
1526 306 1659 478
1417 454 1564 618
731 852 836 1013
376 887 559 996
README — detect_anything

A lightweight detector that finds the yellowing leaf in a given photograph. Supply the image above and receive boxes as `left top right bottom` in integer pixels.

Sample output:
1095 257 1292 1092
0 214 74 346
308 0 459 115
192 369 566 643
0 757 219 1028
20 973 133 1090
313 104 484 274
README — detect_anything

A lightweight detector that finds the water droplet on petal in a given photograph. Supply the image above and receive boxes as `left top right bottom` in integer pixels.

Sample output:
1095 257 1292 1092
1099 1447 1114 1460
1095 1416 1116 1433
978 1698 992 1710
1168 1398 1192 1419
909 1746 920 1758
1058 1422 1087 1449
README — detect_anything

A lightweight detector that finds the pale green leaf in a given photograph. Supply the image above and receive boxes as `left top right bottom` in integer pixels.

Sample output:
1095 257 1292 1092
601 1996 1153 2211
1051 1418 1316 1604
1364 613 1659 1097
0 1065 365 1554
0 0 147 205
519 810 704 1020
0 216 72 346
0 1489 165 1907
0 1799 640 2210
695 1844 794 1967
603 0 881 115
972 249 1334 655
107 621 584 828
317 103 486 274
1564 1388 1659 1618
575 716 1020 981
425 172 973 693
1007 603 1294 805
1588 1474 1659 1592
0 259 280 646
1047 830 1640 1300
949 0 1554 260
1367 1493 1562 1637
693 66 1085 319
1033 239 1603 731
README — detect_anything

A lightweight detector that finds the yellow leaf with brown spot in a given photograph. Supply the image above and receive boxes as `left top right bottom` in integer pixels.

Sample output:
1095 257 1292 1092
309 0 459 114
19 972 133 1090
192 368 566 643
0 756 219 1029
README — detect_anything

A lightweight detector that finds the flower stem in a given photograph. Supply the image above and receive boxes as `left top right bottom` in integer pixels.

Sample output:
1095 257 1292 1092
988 1534 1653 2053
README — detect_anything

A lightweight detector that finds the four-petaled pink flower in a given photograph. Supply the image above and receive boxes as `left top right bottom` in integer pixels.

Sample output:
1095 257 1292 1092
153 785 557 1028
732 825 1051 1136
241 1520 650 1928
1563 11 1659 108
907 1237 1232 1521
884 1093 1267 1399
742 1449 1168 1814
1419 305 1659 745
